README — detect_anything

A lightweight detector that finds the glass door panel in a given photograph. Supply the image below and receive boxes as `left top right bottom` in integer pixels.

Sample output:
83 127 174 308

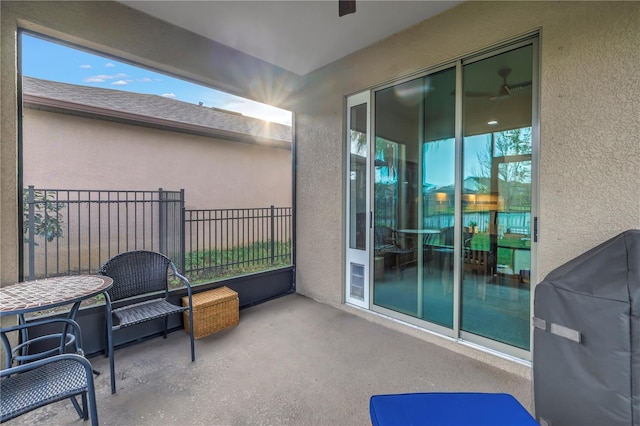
461 45 533 350
372 68 456 329
373 79 421 317
421 68 456 328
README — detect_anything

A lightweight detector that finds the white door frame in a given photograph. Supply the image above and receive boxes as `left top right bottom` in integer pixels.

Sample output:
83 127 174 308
345 91 371 308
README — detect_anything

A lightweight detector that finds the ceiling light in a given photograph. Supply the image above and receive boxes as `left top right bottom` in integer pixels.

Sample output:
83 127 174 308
487 120 498 125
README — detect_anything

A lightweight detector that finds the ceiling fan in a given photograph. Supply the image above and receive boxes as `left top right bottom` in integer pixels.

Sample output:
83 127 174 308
339 0 356 17
465 67 532 100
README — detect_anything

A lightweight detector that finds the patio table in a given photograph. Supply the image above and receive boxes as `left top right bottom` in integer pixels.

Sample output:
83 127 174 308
0 275 112 366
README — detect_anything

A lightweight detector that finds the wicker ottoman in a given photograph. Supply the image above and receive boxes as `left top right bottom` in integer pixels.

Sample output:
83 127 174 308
182 287 239 339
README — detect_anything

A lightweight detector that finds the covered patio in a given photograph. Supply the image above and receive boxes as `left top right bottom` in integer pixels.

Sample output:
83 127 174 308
1 1 638 425
4 293 531 425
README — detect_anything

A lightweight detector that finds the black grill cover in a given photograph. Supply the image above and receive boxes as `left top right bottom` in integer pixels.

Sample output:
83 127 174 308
533 229 639 426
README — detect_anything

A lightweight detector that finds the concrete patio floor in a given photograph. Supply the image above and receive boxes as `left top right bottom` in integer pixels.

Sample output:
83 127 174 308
7 293 533 425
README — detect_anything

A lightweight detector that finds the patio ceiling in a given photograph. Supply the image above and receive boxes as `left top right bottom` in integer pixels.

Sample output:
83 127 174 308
118 1 463 76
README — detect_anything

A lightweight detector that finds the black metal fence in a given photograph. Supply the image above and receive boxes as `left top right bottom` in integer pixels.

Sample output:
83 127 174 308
22 187 183 281
184 206 292 280
21 186 292 281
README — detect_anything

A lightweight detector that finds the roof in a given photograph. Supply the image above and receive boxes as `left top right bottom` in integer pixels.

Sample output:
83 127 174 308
22 77 292 146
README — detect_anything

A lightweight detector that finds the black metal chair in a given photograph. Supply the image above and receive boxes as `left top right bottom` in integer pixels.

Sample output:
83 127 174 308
0 318 98 425
99 250 195 394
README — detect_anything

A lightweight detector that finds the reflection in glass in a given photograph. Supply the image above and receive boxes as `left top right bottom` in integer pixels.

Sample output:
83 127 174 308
373 79 420 317
349 103 367 250
461 45 533 350
370 43 534 351
372 69 456 328
421 68 456 328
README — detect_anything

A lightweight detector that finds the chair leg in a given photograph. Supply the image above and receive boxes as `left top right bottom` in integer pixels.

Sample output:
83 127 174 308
108 332 116 394
69 395 84 419
188 307 195 362
82 393 89 420
85 364 99 426
163 317 169 339
105 298 116 394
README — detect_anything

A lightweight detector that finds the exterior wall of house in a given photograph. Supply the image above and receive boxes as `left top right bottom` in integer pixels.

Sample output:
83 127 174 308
2 0 639 312
1 1 299 285
294 1 640 305
23 108 291 210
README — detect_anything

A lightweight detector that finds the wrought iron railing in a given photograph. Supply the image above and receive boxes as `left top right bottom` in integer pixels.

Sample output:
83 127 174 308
22 187 183 281
184 206 292 281
21 186 292 282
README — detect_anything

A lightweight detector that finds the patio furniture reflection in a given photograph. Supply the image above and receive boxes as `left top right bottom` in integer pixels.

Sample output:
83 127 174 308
374 226 415 277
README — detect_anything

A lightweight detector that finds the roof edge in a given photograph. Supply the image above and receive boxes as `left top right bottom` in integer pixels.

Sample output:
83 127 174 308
23 93 292 150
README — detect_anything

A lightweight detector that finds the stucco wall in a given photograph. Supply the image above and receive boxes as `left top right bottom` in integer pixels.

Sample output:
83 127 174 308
1 1 299 285
2 0 639 301
294 1 640 305
23 109 291 209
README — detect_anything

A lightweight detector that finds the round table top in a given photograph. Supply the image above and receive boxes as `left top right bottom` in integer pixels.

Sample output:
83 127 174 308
0 275 113 316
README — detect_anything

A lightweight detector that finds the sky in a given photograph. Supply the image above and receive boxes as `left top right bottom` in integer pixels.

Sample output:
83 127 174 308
21 33 292 126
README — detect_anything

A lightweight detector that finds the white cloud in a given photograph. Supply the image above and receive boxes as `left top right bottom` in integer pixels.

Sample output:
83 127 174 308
84 76 106 83
139 77 153 82
112 80 129 86
161 93 177 99
83 73 129 83
80 64 92 69
105 62 116 67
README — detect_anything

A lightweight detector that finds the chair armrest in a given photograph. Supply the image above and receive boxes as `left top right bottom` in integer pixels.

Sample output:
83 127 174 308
169 262 193 295
1 318 84 369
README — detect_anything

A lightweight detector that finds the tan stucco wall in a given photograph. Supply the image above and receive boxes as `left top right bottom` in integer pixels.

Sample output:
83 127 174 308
2 0 639 306
23 109 291 209
294 1 640 305
1 1 299 285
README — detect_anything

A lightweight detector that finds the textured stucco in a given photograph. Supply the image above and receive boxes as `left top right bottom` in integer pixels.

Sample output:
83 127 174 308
23 109 292 210
294 1 640 305
0 1 299 285
1 1 639 326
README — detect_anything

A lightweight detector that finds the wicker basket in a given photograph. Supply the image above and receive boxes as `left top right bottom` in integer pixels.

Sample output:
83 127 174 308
182 287 239 339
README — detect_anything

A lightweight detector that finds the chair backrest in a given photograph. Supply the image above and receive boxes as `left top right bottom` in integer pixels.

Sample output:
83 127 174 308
440 227 455 246
99 251 172 302
374 226 393 246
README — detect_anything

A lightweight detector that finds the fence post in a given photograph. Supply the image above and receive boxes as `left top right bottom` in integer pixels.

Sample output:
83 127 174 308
27 186 36 281
270 205 275 265
180 189 186 274
158 188 165 255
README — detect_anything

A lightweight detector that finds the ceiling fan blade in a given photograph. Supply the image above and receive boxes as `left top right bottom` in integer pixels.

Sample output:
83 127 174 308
509 81 532 91
464 91 497 98
339 0 356 17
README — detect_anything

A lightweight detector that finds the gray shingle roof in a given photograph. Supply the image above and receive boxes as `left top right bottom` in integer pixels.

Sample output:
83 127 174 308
22 76 291 143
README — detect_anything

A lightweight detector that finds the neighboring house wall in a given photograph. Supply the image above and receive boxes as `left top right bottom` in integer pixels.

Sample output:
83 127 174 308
23 108 292 210
294 1 640 304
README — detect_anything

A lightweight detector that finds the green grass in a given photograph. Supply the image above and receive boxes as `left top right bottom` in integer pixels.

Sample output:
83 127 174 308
181 240 292 285
468 233 530 267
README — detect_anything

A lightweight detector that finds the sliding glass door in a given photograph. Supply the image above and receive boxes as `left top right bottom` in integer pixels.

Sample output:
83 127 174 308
460 44 534 350
347 37 537 357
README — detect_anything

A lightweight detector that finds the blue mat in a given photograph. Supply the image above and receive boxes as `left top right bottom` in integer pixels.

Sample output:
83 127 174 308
370 392 538 426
